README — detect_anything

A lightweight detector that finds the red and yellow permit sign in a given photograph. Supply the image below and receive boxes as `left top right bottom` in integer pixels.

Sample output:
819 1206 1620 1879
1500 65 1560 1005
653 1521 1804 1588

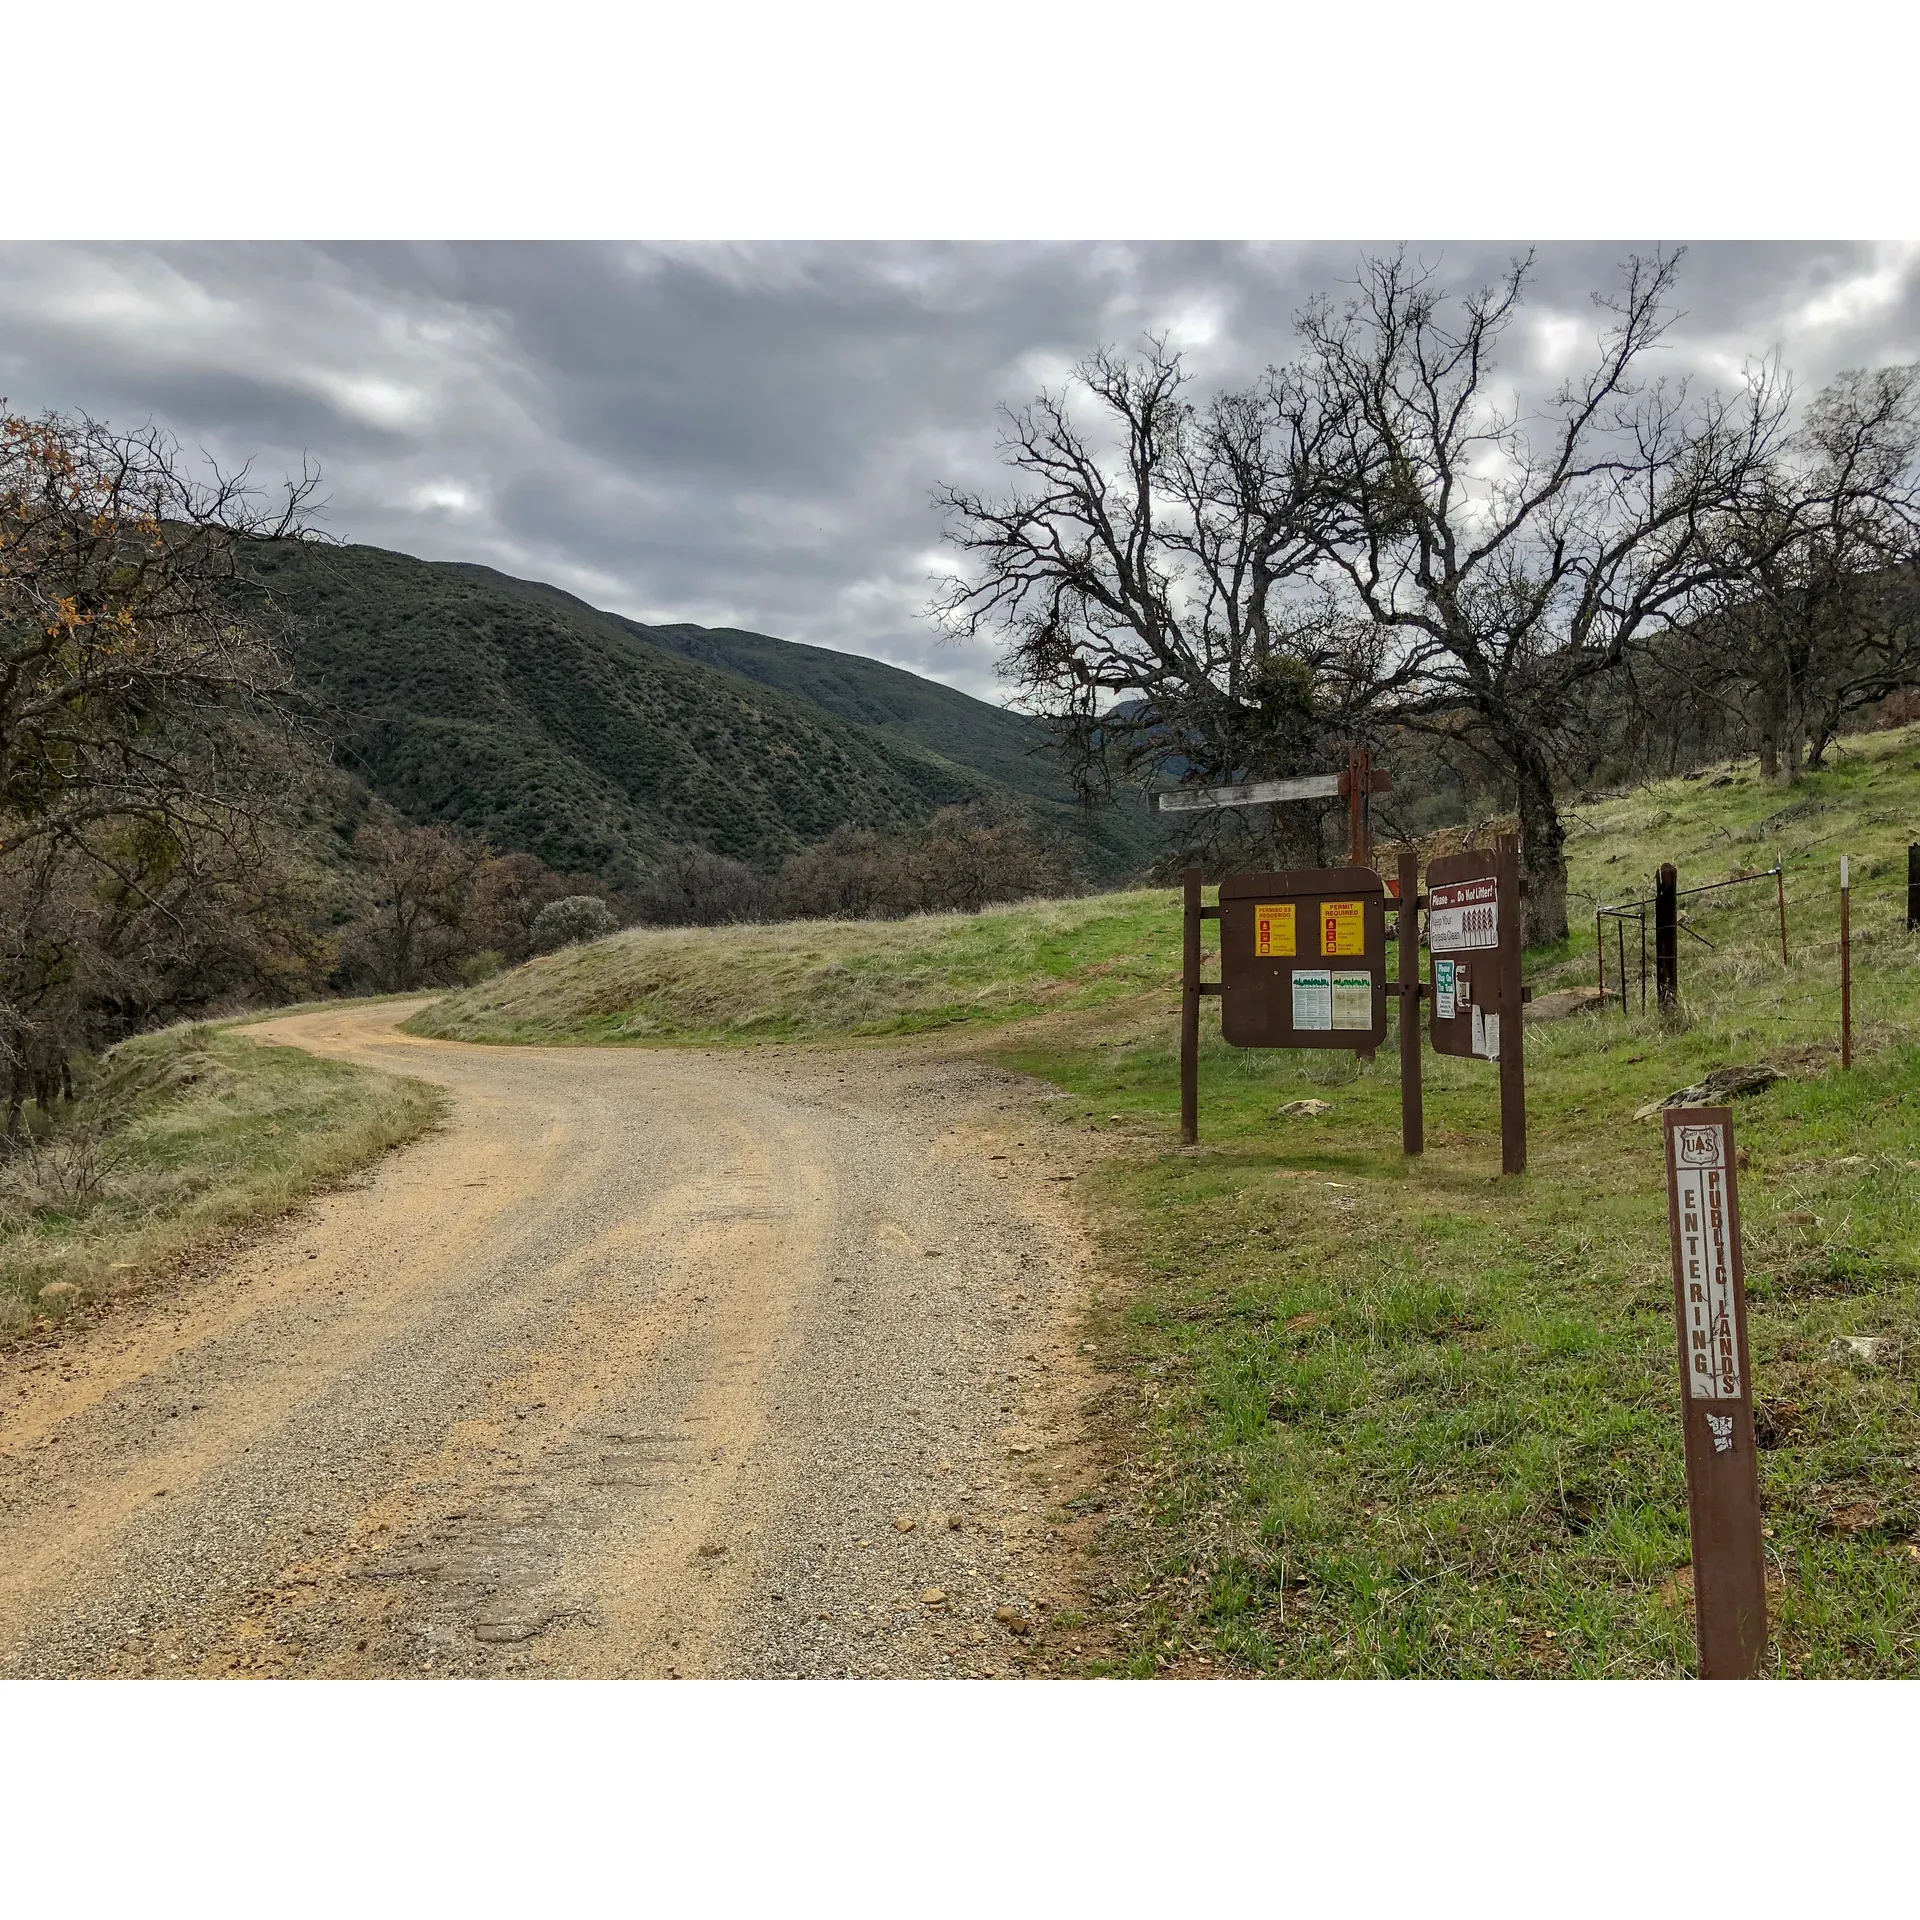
1321 900 1365 956
1254 902 1295 957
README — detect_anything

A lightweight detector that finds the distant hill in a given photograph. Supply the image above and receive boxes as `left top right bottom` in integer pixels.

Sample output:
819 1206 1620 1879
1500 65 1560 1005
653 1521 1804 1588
243 540 1161 885
633 618 1161 872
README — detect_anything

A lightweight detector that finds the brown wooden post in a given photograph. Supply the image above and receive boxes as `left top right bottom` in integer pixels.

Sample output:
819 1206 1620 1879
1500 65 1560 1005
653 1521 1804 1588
1346 745 1369 866
1496 833 1526 1176
1663 1108 1767 1678
1839 855 1852 1071
1595 908 1605 997
1181 867 1202 1143
1908 845 1920 935
1655 863 1679 1013
1776 864 1789 964
1397 848 1423 1157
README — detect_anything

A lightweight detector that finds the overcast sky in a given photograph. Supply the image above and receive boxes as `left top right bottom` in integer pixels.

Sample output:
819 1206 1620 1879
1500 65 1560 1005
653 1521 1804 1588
3 240 1917 701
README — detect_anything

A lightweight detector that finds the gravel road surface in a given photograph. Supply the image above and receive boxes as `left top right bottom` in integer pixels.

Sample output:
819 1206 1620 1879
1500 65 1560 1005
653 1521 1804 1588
0 1005 1105 1678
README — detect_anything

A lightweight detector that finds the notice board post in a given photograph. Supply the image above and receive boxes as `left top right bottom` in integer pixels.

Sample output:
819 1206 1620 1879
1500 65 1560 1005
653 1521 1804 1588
1426 835 1527 1174
1181 867 1202 1144
1396 847 1424 1157
1663 1108 1768 1678
1496 834 1526 1176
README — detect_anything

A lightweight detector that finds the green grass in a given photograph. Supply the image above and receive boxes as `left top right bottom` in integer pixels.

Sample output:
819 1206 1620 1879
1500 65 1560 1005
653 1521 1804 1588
411 722 1920 1676
0 1024 445 1340
1011 726 1920 1677
406 891 1179 1046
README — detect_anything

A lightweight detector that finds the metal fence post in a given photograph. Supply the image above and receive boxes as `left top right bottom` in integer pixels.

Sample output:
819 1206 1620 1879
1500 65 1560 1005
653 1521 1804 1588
1840 855 1852 1071
1655 864 1679 1013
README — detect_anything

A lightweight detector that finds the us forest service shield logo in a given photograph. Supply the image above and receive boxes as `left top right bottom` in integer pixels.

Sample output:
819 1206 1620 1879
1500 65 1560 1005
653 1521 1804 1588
1677 1123 1721 1168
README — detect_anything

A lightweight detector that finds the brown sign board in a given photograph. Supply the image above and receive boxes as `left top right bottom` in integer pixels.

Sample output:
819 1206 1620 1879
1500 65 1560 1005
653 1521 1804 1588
1662 1108 1768 1678
1218 866 1389 1056
1425 848 1521 1061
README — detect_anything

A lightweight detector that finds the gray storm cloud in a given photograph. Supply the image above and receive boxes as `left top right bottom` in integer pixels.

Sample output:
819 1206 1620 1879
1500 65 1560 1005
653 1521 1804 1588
0 240 1914 700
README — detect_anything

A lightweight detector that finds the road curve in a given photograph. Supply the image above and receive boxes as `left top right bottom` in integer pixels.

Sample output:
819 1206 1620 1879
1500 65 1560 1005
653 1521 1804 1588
0 1004 1100 1678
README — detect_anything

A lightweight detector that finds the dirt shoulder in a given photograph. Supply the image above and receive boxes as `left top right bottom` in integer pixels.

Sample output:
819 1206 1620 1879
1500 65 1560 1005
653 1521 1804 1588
0 1004 1118 1678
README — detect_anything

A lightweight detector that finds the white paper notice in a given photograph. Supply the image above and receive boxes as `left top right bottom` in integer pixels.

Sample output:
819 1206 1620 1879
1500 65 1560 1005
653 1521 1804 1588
1669 1120 1741 1400
1292 968 1332 1031
1434 958 1456 1021
1330 969 1372 1030
1471 1005 1486 1056
1483 1011 1500 1060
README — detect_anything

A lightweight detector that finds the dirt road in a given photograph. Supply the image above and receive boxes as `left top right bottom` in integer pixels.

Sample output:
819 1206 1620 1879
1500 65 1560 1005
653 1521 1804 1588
0 1005 1105 1678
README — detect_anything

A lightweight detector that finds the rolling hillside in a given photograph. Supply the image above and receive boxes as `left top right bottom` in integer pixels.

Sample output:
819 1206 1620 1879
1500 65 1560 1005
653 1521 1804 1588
244 540 1160 884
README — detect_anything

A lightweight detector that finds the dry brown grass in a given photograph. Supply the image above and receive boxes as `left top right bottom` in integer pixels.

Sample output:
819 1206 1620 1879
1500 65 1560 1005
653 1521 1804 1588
0 1023 445 1340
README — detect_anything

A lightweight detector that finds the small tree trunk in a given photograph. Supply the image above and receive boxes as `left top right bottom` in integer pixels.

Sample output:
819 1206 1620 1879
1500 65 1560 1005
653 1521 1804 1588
1512 749 1569 946
1774 668 1807 785
1776 724 1802 787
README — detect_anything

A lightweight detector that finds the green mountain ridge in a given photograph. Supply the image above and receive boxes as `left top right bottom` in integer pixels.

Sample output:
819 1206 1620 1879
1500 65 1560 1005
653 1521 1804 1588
630 616 1161 871
246 539 1157 885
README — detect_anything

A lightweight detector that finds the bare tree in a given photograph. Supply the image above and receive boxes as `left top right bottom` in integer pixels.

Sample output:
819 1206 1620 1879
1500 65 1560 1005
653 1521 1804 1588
633 844 765 926
932 342 1394 871
0 404 321 1109
937 254 1798 941
773 806 1071 921
466 849 615 960
350 820 490 991
1283 249 1789 941
1701 363 1920 783
893 805 1074 913
1 734 332 1128
0 406 319 866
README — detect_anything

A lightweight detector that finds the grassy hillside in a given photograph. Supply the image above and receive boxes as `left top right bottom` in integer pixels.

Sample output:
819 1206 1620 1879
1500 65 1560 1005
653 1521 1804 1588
1 1025 444 1340
242 539 1152 884
411 722 1920 1676
408 891 1173 1046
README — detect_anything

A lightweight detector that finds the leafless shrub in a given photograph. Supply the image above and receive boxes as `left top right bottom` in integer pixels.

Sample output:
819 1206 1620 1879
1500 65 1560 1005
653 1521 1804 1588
775 805 1076 921
633 845 765 926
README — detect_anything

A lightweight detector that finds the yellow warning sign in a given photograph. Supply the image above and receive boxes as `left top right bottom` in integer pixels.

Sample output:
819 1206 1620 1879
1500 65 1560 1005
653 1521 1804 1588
1254 903 1295 957
1321 899 1365 956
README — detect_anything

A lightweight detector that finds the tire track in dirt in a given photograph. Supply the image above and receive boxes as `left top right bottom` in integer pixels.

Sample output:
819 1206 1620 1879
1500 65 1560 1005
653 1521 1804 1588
0 1004 1108 1678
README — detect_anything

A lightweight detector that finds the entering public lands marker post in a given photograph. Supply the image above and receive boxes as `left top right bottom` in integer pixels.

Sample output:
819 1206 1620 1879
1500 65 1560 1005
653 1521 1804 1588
1662 1107 1767 1678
